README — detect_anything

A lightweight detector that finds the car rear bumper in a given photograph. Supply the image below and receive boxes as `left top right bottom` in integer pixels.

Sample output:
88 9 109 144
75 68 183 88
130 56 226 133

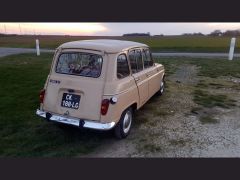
36 109 116 130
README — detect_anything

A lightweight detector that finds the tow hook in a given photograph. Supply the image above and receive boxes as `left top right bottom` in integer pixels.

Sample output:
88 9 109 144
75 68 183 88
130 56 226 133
46 112 52 121
79 120 85 128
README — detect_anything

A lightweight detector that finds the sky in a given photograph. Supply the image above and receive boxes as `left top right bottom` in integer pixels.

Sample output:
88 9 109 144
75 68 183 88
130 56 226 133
1 23 240 36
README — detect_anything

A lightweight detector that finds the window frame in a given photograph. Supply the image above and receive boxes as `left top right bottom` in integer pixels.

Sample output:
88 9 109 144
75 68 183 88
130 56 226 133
55 52 103 78
116 53 130 79
142 48 154 69
128 48 144 74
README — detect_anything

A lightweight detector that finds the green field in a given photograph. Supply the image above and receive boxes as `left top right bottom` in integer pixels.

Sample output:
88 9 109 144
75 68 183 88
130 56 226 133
0 35 239 52
0 53 240 157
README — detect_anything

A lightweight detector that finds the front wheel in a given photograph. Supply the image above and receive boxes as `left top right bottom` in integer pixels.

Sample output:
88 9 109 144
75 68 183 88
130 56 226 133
114 108 133 139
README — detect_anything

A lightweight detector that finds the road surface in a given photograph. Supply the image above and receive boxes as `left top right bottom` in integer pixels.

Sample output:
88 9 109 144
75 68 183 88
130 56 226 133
152 52 240 58
0 47 240 58
0 47 54 57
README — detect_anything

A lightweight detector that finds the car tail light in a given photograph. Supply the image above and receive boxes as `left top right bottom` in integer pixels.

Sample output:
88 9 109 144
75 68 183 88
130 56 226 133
101 99 110 115
39 89 45 103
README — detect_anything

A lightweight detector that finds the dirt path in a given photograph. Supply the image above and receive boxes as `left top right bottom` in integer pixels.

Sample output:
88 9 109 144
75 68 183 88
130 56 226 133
80 64 240 157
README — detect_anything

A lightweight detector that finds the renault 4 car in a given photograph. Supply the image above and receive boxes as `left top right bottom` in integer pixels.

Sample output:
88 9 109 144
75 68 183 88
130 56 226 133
36 39 165 139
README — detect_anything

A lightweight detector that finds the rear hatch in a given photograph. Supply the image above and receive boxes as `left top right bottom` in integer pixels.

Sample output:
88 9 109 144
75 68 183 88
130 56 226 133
43 50 106 121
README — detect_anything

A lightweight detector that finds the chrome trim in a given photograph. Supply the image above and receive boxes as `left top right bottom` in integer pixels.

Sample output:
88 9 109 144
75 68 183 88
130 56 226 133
36 109 115 130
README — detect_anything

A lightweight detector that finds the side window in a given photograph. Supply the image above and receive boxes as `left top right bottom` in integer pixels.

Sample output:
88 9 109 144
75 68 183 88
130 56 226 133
143 49 153 68
142 50 147 68
129 50 137 74
129 49 144 74
117 54 130 79
143 49 154 68
135 49 143 72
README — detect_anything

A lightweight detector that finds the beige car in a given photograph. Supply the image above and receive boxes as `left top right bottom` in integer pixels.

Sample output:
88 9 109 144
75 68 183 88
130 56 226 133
36 39 165 138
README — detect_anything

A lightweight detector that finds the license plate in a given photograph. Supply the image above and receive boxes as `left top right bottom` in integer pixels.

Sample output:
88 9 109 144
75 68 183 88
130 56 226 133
61 93 80 109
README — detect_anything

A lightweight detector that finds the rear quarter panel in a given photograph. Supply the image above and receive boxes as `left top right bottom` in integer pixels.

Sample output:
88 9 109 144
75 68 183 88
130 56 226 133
101 77 139 123
100 53 139 123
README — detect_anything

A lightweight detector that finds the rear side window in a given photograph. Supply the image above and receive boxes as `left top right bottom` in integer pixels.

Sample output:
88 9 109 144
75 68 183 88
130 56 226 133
143 49 153 68
56 52 103 78
117 54 130 79
129 50 137 73
135 49 143 72
129 49 144 73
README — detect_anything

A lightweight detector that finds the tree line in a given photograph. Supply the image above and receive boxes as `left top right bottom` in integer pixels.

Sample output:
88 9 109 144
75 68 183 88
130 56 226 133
208 30 240 37
122 30 240 37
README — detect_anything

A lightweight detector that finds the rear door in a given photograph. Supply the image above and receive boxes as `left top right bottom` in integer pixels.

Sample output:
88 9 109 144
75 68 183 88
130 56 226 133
43 51 106 121
143 48 162 97
129 49 149 106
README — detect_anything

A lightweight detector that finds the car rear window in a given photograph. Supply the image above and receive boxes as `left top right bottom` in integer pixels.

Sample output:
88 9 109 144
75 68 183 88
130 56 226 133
56 52 103 78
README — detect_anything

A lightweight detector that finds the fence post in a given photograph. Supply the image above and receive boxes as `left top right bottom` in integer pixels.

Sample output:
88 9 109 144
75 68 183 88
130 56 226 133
228 37 236 60
36 39 40 56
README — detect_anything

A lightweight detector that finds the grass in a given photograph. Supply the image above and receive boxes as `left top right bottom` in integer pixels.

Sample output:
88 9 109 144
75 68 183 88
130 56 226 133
193 58 240 78
169 139 187 147
142 144 162 153
156 56 240 78
200 116 218 124
0 53 239 157
0 53 112 157
193 89 236 108
1 35 240 52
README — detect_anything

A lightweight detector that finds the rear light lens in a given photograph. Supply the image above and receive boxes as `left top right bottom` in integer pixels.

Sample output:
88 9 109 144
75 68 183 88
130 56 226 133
101 99 110 115
39 89 45 103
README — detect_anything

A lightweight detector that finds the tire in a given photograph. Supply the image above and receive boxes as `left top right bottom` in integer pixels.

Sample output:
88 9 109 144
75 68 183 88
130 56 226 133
156 77 165 96
114 107 133 139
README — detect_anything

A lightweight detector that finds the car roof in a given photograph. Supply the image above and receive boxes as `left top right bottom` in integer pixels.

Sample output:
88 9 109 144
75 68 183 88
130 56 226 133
58 39 148 53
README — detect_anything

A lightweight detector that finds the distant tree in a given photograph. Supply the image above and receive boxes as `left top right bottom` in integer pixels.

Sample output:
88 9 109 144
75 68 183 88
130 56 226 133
209 30 223 36
122 33 151 37
193 32 205 36
182 33 192 36
182 32 205 36
222 30 240 36
154 34 164 37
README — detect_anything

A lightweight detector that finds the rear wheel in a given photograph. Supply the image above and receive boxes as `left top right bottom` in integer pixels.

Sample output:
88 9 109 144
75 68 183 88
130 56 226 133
114 107 133 139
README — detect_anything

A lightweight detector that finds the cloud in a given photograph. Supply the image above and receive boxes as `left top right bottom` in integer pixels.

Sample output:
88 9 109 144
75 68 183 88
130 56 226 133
0 23 108 35
1 23 240 36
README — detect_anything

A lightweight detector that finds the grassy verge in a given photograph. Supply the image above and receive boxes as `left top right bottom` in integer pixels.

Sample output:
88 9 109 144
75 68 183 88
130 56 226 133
1 35 240 53
0 53 110 157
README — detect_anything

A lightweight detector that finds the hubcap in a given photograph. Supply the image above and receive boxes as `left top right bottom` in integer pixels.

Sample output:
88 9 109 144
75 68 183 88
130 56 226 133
123 110 132 134
160 81 164 93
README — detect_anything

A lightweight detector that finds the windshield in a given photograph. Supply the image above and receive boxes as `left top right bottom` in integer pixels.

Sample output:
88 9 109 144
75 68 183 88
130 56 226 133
56 52 103 78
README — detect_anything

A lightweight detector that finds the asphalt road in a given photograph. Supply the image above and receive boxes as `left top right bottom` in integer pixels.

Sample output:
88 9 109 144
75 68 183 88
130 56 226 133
152 52 240 58
0 47 54 57
0 47 240 58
